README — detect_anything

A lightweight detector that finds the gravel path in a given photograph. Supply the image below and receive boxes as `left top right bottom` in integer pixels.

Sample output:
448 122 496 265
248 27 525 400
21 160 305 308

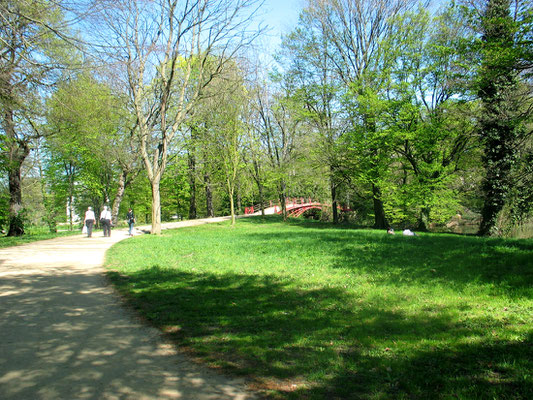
0 217 258 400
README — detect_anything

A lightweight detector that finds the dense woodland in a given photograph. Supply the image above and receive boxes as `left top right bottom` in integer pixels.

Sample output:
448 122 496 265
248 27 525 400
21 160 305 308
0 0 532 237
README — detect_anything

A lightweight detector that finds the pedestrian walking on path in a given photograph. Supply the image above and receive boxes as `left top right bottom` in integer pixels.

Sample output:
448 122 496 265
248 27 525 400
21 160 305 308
127 208 135 236
83 206 95 237
100 205 112 237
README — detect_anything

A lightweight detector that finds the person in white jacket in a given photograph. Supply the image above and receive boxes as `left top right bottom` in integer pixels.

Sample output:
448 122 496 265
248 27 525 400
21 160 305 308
83 207 96 237
100 206 112 237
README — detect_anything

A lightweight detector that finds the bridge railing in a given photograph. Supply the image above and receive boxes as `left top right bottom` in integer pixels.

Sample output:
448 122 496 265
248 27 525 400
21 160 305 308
244 200 276 215
244 198 328 215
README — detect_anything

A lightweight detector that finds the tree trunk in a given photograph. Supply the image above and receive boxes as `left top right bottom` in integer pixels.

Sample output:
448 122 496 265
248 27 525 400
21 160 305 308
252 159 265 216
417 207 430 232
372 183 388 229
476 0 519 236
204 170 214 217
330 171 338 224
68 172 75 231
236 182 242 216
111 170 128 226
258 181 265 217
7 162 26 236
478 161 510 236
6 140 30 237
227 178 236 225
188 151 197 219
279 180 287 220
68 194 74 231
151 177 162 235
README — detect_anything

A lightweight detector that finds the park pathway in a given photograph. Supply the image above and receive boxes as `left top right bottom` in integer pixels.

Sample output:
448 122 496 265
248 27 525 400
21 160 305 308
0 217 258 400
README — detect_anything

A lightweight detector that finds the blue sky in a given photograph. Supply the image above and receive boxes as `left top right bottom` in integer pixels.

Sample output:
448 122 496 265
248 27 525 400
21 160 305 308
258 0 445 38
256 0 304 55
253 0 447 64
261 0 303 36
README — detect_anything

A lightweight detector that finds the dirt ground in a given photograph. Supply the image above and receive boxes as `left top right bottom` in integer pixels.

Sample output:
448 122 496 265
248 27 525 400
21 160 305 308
0 217 258 399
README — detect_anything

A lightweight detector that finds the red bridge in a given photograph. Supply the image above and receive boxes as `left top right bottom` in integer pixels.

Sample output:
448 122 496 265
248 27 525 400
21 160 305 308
245 198 335 217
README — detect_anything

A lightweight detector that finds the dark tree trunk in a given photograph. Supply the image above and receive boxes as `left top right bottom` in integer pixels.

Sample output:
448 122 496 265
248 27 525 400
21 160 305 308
416 208 430 232
330 171 338 224
279 180 287 220
7 165 25 236
258 182 265 216
188 151 197 220
7 144 30 237
477 0 520 236
236 182 242 216
478 153 513 235
252 159 265 216
5 103 30 237
372 183 388 229
204 170 214 217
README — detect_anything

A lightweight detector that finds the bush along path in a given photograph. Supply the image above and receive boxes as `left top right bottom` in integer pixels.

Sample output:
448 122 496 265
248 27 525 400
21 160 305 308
0 218 258 400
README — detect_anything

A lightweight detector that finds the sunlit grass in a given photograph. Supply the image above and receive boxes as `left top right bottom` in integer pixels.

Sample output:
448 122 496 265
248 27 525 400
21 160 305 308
105 216 533 399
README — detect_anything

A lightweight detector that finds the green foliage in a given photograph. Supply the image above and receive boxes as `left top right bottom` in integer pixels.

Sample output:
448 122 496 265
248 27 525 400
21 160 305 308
0 184 10 231
44 72 131 218
3 0 530 237
106 217 533 399
122 172 152 224
160 159 190 221
0 0 77 235
509 150 533 222
474 0 532 235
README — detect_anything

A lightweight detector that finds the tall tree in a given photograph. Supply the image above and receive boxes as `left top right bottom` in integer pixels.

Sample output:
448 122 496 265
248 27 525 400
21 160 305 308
475 0 532 235
210 67 248 225
300 0 422 228
378 5 476 229
0 0 73 235
243 93 269 216
45 73 140 225
254 81 301 220
280 11 346 223
92 0 263 234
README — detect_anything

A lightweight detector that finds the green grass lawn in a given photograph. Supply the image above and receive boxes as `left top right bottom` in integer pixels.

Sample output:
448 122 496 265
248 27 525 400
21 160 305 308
105 216 532 399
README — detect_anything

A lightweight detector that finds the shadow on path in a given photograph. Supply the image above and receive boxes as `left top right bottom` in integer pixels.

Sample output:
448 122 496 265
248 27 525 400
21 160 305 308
0 222 256 400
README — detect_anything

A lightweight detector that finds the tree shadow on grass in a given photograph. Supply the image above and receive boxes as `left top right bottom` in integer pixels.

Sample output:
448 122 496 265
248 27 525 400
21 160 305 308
317 335 533 400
107 267 532 399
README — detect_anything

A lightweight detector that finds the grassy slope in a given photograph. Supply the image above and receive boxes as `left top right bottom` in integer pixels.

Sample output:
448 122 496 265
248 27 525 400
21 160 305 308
105 216 533 399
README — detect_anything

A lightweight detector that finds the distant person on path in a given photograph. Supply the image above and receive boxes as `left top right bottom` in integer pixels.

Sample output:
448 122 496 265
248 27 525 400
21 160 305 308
100 206 112 237
126 208 135 236
83 207 95 237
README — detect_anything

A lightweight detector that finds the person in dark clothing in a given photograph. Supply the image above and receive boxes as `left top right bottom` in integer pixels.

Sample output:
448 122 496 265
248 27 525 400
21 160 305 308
127 208 135 236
